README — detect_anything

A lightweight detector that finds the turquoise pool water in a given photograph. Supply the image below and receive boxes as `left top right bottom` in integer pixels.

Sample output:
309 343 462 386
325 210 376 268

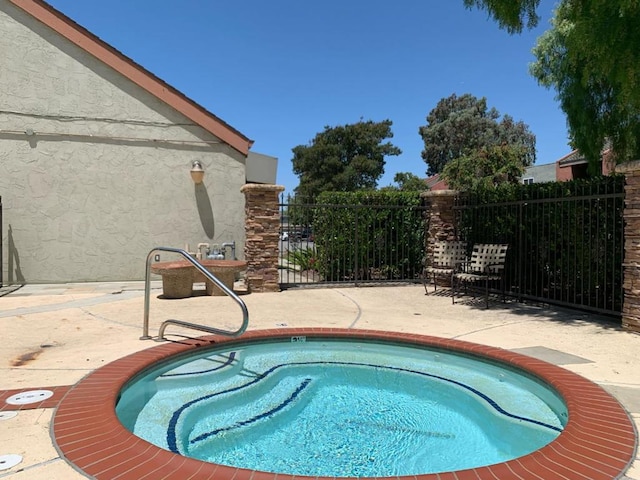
117 337 567 477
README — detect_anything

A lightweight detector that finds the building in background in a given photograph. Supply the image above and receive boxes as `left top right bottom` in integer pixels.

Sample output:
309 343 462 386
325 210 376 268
555 147 615 181
0 0 276 283
521 163 556 185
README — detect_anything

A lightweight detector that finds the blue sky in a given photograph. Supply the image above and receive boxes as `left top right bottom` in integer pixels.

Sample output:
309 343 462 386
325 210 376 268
47 0 567 195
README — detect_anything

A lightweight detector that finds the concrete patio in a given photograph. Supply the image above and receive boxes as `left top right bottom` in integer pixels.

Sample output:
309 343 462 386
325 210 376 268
0 282 638 479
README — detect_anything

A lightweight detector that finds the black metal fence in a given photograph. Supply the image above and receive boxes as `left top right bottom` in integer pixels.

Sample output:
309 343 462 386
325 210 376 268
278 178 624 315
279 195 426 287
454 177 625 315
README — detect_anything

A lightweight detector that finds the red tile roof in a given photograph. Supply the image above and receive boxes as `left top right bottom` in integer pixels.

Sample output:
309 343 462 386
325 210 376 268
425 173 449 190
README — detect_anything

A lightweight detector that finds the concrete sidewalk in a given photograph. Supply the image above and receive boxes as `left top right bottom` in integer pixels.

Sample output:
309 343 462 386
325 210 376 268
0 282 638 479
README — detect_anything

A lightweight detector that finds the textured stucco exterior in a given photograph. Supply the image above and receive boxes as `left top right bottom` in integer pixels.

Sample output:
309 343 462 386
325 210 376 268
0 2 247 283
521 163 556 184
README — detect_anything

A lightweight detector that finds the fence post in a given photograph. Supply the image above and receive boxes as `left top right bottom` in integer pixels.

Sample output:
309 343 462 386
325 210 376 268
420 190 460 286
615 161 640 333
241 184 285 293
354 207 359 286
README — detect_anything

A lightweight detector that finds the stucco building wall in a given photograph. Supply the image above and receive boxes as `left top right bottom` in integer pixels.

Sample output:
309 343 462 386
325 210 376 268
0 2 246 283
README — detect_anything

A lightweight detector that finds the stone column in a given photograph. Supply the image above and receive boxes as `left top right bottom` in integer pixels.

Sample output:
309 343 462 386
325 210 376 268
241 184 285 293
421 189 459 244
420 189 459 286
615 161 640 333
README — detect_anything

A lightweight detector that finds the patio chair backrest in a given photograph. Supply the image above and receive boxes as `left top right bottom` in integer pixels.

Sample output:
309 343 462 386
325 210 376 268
432 241 467 269
468 244 509 274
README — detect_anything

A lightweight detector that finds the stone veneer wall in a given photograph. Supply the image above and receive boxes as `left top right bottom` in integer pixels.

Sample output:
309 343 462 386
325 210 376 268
420 190 459 281
241 184 284 293
615 161 640 333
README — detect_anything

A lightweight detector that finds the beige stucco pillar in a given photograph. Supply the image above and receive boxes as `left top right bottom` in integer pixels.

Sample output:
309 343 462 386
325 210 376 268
420 189 460 286
615 161 640 333
241 184 285 293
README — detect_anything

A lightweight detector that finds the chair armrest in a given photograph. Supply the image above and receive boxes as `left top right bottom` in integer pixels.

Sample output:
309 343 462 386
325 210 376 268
484 262 505 274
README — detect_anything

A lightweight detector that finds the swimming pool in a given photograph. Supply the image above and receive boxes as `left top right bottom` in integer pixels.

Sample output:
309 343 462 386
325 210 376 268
116 338 567 477
52 328 637 479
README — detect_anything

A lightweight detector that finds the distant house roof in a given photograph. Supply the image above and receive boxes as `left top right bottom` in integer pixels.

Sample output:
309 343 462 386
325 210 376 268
8 0 254 156
425 173 449 190
557 150 587 167
555 144 615 179
557 140 613 168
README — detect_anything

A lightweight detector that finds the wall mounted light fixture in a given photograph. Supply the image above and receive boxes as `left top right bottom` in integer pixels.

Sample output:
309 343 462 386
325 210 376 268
190 160 204 184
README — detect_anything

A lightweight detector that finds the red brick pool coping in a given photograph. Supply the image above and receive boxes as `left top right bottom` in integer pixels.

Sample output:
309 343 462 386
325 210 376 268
12 328 638 479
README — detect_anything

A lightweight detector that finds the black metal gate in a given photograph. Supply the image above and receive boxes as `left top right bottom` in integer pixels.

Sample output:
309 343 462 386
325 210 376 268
454 178 625 315
279 195 426 287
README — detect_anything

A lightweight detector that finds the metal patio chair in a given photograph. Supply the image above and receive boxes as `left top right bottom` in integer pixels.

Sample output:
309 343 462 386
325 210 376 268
423 241 467 294
452 243 509 308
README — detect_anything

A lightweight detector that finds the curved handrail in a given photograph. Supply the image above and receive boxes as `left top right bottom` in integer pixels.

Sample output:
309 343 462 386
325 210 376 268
142 247 249 340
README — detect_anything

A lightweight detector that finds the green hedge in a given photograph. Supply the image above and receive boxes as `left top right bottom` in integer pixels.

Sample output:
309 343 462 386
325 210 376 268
457 176 624 311
313 191 425 282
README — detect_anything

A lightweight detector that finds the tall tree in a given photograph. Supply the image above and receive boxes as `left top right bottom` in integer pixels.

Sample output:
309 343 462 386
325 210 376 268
292 120 401 200
462 0 541 33
380 172 428 192
419 93 535 176
530 1 640 165
466 0 640 166
392 172 428 191
441 144 529 190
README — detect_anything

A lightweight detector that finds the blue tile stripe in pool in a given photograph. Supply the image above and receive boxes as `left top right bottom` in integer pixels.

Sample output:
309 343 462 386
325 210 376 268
165 360 562 454
159 352 236 377
190 378 312 444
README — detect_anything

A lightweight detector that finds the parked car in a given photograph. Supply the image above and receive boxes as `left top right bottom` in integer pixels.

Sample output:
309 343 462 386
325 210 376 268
293 227 313 241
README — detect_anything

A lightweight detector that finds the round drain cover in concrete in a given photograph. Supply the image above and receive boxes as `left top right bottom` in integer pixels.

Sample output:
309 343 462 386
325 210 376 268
5 389 53 405
0 411 18 421
0 454 22 471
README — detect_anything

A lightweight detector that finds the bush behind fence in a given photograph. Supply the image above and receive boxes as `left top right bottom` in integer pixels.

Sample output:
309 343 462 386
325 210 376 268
456 176 624 314
284 191 425 283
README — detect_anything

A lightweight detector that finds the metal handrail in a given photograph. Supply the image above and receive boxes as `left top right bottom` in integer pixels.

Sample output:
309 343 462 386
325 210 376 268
142 247 249 340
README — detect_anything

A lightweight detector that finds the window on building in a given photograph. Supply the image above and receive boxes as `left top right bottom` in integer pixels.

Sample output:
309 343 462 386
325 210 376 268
523 177 534 185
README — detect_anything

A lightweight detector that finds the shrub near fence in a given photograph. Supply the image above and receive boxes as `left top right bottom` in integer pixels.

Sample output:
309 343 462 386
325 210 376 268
312 191 425 283
455 176 625 314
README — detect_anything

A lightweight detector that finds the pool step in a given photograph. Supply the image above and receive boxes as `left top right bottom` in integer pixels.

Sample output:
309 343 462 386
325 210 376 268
156 351 243 389
175 373 317 454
